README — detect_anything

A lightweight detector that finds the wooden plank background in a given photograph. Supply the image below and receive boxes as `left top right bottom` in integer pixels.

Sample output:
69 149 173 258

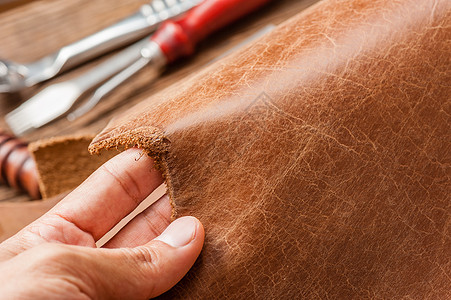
0 0 318 202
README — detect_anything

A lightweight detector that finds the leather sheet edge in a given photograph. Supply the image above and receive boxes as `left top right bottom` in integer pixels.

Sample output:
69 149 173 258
88 126 179 219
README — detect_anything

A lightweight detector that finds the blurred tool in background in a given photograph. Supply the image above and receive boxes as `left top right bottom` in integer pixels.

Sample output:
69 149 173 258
0 0 202 93
6 0 272 136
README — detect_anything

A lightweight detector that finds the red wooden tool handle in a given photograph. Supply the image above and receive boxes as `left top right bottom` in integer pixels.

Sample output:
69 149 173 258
151 0 271 62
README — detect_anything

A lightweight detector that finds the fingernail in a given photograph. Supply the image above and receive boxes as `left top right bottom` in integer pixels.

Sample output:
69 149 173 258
155 217 197 247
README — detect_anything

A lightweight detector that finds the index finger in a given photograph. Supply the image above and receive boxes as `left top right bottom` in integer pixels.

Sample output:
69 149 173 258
49 148 164 241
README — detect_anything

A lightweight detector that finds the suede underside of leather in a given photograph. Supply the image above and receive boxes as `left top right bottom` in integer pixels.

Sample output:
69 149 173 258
90 0 451 298
29 136 117 199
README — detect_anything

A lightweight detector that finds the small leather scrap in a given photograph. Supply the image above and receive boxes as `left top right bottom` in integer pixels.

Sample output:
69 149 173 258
30 135 117 199
90 0 451 298
0 136 117 241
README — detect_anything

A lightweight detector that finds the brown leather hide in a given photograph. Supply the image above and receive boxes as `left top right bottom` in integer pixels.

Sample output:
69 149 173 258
90 0 451 298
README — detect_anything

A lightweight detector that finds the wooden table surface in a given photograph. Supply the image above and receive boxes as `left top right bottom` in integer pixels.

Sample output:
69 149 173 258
0 0 318 202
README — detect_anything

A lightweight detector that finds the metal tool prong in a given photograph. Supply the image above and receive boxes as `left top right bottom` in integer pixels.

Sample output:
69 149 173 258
68 25 276 121
66 57 152 121
67 41 166 121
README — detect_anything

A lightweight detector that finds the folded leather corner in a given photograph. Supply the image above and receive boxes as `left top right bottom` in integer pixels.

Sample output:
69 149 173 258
89 125 170 157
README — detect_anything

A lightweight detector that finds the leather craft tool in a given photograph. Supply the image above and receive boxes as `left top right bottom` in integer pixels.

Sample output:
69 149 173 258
0 0 202 93
6 0 271 136
68 24 276 120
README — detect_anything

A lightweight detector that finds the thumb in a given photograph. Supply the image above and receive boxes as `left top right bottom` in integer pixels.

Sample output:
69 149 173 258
93 216 204 299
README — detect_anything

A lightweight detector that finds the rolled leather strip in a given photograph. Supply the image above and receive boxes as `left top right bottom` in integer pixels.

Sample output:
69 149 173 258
0 132 40 199
90 0 451 298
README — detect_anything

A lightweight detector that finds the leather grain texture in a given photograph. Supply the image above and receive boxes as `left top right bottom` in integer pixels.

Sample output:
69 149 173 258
90 0 451 298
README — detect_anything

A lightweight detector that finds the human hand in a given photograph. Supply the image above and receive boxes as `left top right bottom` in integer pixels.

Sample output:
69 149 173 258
0 149 204 299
